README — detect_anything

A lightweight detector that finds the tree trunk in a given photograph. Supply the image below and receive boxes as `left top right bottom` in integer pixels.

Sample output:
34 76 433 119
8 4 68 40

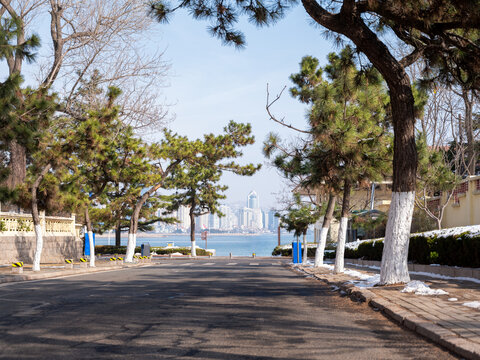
6 140 27 190
125 182 164 262
115 222 121 247
462 88 476 175
190 208 197 257
334 181 351 274
314 194 336 267
31 164 52 271
126 201 141 262
84 207 95 267
380 192 415 284
302 231 308 265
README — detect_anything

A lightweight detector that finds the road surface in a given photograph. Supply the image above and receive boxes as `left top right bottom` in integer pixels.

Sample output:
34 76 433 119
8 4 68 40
0 258 457 359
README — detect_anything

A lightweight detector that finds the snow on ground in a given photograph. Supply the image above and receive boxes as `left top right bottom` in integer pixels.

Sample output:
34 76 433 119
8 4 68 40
448 298 458 302
409 271 480 284
344 268 373 280
171 252 183 256
350 274 381 288
401 280 449 296
463 301 480 309
345 262 381 270
421 225 480 239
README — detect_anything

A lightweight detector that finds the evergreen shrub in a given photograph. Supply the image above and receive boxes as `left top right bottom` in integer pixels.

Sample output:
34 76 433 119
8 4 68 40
95 245 212 256
272 246 326 258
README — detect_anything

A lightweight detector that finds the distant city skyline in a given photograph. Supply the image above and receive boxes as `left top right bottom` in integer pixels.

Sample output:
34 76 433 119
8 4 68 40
155 189 280 233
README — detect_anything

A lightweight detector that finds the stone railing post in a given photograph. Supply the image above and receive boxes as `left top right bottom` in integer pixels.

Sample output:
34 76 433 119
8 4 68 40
40 211 46 235
71 213 76 235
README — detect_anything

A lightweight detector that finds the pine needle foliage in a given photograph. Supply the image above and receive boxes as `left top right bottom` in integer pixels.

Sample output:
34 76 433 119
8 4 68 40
164 121 261 243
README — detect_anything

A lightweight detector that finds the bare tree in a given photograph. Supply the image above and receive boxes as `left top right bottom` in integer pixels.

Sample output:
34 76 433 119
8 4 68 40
1 0 170 189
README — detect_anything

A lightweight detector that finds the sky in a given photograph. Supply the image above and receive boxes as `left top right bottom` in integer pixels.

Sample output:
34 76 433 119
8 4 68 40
150 5 335 210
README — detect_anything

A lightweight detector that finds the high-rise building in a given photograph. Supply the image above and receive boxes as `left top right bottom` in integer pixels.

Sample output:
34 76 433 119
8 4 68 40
247 190 259 209
209 213 220 229
195 213 209 231
268 210 280 231
176 206 191 230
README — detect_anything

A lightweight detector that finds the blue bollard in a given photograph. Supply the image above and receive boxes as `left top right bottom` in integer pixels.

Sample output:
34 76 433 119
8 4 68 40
292 241 302 264
85 232 96 256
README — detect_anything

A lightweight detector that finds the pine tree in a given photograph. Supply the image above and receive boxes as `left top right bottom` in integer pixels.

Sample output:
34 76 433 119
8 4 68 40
276 194 321 265
164 121 260 256
268 48 392 273
12 87 62 271
62 87 128 267
0 14 41 189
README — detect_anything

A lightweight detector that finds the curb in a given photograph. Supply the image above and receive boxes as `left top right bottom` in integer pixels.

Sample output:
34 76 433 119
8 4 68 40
0 262 150 285
291 265 480 360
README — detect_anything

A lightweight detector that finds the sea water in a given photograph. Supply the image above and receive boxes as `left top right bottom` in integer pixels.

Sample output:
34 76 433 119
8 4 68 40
95 233 314 257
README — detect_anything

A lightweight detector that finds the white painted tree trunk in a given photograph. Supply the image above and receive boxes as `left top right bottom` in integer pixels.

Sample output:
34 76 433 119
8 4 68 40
334 217 348 273
191 240 197 257
32 224 43 272
302 233 308 265
125 233 136 262
380 191 415 284
88 231 95 267
314 227 328 267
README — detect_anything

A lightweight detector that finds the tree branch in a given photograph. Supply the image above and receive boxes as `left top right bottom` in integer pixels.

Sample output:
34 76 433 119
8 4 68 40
266 84 311 134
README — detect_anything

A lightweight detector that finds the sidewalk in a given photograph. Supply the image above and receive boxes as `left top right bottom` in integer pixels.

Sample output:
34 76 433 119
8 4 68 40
293 262 480 360
0 259 150 284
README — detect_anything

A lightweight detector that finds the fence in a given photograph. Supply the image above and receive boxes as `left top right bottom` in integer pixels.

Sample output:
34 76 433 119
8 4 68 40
0 212 82 238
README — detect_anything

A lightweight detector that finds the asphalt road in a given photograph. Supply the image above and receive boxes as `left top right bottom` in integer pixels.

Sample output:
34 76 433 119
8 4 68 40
0 258 457 359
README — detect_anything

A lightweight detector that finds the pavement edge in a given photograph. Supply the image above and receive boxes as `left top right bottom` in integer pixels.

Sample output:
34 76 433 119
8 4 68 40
290 265 480 360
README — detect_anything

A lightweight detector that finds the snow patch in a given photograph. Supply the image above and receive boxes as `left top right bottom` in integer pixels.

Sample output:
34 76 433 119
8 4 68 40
401 280 448 296
350 274 380 288
463 301 480 309
448 298 458 302
410 271 480 285
345 224 480 251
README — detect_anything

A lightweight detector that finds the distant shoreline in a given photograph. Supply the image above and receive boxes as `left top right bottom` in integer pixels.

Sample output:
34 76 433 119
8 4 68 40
95 232 279 238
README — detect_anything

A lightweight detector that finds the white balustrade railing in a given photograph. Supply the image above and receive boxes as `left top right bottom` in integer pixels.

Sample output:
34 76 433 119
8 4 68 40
0 212 80 237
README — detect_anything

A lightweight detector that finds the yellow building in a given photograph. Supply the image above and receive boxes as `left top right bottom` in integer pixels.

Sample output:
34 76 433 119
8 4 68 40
433 175 480 228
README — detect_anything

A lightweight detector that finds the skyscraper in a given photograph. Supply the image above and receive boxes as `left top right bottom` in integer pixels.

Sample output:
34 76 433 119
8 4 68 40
247 190 259 209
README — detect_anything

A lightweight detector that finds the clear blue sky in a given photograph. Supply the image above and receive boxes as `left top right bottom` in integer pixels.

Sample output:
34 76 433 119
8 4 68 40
153 5 335 209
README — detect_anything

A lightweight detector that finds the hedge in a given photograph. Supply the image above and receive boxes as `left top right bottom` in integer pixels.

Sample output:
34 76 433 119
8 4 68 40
95 245 212 256
271 246 336 259
273 232 480 267
344 232 480 268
